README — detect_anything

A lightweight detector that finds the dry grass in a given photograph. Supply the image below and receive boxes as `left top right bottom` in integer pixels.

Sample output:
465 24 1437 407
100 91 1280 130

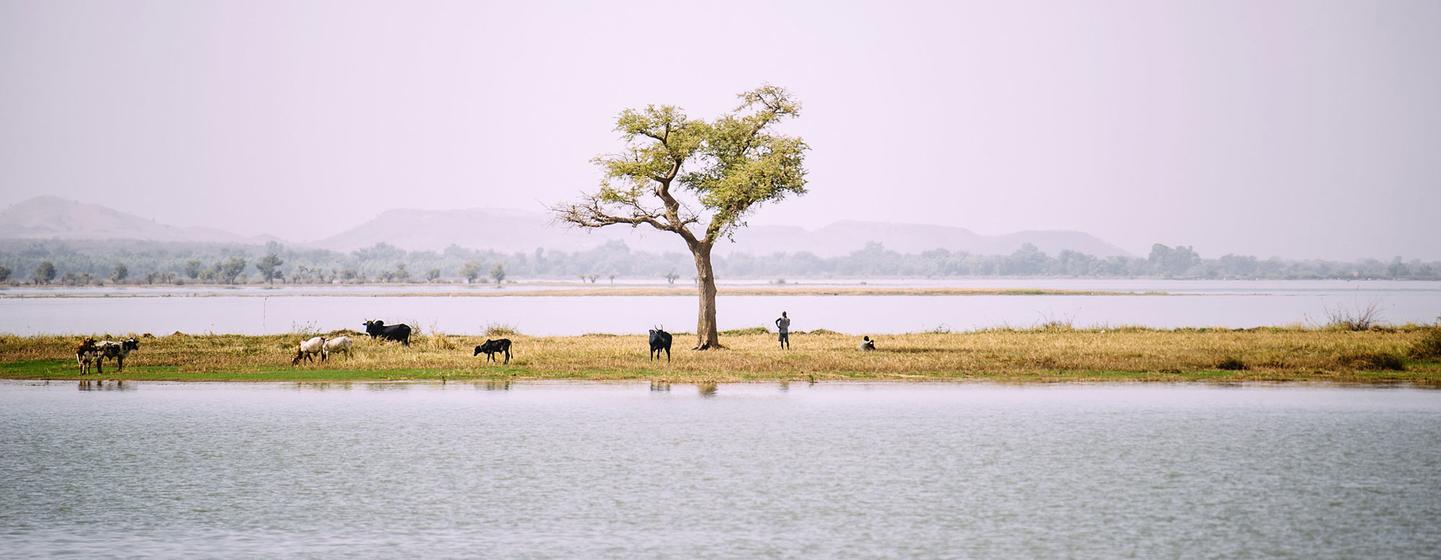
2 327 1439 384
1411 325 1441 359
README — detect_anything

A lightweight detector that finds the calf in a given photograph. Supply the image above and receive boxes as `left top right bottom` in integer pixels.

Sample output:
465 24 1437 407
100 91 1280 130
75 338 97 375
322 336 352 361
649 328 672 363
472 338 512 364
292 336 326 366
362 320 412 346
94 338 139 373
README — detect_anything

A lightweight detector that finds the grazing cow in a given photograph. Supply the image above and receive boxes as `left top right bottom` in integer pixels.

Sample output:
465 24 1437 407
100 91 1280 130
94 338 139 373
859 336 876 352
649 328 672 363
292 336 326 366
362 320 411 346
75 338 97 375
472 338 512 364
322 336 352 361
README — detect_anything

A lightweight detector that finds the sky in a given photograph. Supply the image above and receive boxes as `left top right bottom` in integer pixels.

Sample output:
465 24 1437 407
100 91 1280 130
1 0 1438 260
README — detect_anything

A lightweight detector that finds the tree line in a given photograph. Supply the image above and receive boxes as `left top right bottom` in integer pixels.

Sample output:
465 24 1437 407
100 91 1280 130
1 238 1438 285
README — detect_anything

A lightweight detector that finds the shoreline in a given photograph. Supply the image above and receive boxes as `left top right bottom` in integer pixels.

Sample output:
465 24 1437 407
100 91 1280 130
5 378 1439 390
3 329 1437 385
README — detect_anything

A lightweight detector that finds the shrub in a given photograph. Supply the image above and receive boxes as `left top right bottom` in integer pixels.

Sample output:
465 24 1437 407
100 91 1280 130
1325 303 1382 331
1216 357 1249 371
721 326 770 336
425 332 456 351
1411 326 1441 359
484 323 520 337
1337 351 1406 371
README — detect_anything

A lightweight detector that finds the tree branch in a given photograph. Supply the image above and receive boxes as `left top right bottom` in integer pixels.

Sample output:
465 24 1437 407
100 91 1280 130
554 198 671 233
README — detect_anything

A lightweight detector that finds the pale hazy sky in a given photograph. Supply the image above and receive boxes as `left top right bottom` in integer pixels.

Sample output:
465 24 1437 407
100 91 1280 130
1 0 1438 260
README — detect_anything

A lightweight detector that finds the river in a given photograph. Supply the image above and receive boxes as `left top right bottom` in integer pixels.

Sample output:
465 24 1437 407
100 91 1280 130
1 279 1438 335
1 381 1437 558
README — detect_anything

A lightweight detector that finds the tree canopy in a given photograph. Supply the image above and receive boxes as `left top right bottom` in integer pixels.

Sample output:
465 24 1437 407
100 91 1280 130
556 85 808 250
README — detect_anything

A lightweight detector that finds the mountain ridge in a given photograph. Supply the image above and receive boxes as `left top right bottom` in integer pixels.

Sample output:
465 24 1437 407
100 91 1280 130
0 196 1132 257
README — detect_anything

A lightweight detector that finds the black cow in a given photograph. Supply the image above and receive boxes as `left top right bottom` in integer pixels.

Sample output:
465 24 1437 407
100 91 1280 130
362 320 411 346
473 338 512 364
649 328 672 363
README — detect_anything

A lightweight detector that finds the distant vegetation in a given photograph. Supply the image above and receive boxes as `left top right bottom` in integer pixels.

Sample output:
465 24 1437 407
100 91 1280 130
0 238 1438 286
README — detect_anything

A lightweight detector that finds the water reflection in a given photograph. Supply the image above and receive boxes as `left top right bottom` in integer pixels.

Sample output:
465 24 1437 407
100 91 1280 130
293 382 354 391
697 382 717 398
649 380 671 392
77 380 135 391
479 380 511 391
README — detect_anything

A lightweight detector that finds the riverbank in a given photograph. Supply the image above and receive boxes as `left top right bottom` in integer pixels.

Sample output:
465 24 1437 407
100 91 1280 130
2 327 1438 384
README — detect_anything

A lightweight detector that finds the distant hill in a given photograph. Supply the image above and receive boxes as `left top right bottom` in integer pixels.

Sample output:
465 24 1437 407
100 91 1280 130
312 208 1131 257
723 220 1131 258
0 196 269 245
308 207 683 254
0 196 1131 257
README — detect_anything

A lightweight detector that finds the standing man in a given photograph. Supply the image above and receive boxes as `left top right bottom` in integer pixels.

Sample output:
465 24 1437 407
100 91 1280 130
775 311 791 350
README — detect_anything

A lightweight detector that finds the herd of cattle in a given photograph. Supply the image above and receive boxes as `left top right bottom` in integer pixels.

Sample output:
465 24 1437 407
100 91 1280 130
73 337 140 375
72 319 678 374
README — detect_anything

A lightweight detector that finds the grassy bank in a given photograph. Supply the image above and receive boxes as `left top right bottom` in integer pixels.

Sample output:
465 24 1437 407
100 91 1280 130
2 327 1439 385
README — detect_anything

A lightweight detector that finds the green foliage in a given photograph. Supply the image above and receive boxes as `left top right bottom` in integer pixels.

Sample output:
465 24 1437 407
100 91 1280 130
460 260 483 283
256 253 284 284
218 257 247 284
0 265 10 283
379 263 410 283
490 263 506 285
110 263 128 283
1148 244 1201 277
33 261 56 284
4 238 1440 283
558 85 808 246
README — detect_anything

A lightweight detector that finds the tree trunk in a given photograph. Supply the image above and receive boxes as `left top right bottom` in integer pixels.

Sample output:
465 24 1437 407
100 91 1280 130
691 243 721 349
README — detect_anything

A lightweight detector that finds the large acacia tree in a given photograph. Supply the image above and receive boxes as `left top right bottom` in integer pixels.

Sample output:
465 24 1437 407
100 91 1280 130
555 86 808 349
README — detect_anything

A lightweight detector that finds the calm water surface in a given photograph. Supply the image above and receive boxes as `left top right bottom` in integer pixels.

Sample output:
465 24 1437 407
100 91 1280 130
1 382 1438 558
2 280 1438 335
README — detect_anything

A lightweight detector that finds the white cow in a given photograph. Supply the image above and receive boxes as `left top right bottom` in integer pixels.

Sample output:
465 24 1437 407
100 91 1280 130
292 336 326 366
322 336 352 361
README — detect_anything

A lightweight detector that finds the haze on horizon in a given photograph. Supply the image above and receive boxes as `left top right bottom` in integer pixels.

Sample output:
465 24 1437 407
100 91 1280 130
1 0 1437 260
